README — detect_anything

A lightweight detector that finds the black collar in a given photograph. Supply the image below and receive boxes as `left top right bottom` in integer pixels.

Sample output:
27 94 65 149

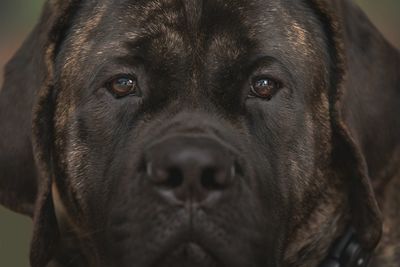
320 229 372 267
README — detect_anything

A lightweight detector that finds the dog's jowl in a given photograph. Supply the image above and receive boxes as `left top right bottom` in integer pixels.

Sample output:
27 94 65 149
0 0 399 266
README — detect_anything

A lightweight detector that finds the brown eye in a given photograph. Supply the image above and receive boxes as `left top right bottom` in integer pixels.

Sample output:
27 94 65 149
107 76 138 97
250 78 281 100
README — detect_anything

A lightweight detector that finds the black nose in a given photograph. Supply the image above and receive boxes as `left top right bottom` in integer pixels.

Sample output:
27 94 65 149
145 136 236 204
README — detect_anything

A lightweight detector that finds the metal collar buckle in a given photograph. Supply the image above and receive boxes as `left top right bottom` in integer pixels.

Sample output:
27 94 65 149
320 229 371 267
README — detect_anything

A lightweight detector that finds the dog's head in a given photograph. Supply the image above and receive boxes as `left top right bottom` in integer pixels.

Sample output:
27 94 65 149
1 0 399 266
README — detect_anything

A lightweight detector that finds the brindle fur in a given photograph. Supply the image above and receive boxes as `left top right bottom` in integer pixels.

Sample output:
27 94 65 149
0 0 399 266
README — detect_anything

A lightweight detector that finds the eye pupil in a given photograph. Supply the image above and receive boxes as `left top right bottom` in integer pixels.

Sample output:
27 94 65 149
116 78 133 87
251 78 280 100
256 79 270 87
108 76 137 97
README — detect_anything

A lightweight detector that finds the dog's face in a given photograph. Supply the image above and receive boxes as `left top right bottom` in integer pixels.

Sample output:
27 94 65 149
2 0 399 266
50 1 339 266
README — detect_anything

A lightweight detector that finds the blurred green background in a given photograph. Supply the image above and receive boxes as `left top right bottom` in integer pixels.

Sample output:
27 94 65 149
0 1 399 266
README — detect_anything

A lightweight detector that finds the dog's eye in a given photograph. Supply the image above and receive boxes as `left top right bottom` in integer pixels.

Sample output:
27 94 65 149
249 78 281 100
107 75 138 98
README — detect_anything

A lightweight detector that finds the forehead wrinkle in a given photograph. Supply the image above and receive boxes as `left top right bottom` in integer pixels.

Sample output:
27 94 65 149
150 29 186 58
183 0 203 32
279 2 325 59
130 0 182 26
285 17 314 57
127 0 203 33
61 2 108 82
246 1 328 80
245 0 282 38
123 0 188 59
209 32 242 62
247 1 315 52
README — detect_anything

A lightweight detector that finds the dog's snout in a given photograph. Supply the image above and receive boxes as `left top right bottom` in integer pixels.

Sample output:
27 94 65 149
145 136 236 204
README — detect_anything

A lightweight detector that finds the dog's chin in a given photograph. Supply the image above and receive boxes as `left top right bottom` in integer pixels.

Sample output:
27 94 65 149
157 242 220 267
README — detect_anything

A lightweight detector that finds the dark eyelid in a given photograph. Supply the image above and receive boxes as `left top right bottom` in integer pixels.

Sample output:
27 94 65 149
90 64 140 93
106 73 137 85
247 55 294 89
251 75 283 88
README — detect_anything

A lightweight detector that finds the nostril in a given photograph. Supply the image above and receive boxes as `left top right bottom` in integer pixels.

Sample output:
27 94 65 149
147 161 184 188
201 167 227 190
166 167 184 188
234 160 244 177
164 167 184 188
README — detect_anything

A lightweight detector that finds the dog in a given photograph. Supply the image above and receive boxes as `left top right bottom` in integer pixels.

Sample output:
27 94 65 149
0 0 399 266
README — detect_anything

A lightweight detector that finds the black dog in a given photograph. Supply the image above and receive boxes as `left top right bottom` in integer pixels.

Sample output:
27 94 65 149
0 0 399 266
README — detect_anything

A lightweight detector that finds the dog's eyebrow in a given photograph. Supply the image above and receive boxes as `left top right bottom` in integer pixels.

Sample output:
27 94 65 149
246 55 296 87
123 36 150 54
248 56 291 75
249 55 282 67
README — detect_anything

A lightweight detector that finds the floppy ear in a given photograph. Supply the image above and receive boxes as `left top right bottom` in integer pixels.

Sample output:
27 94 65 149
313 0 400 250
0 0 81 265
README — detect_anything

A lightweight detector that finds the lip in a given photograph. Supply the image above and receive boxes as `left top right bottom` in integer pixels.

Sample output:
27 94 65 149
152 241 220 267
124 207 252 267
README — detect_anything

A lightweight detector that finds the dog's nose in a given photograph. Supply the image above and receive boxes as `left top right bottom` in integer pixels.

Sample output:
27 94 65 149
145 136 236 204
